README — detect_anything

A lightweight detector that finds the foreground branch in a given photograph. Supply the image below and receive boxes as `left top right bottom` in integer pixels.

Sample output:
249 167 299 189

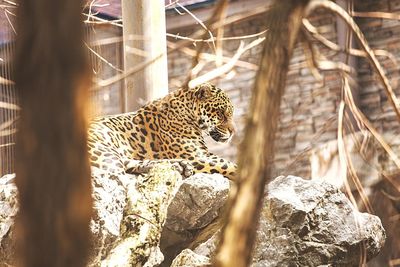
14 0 92 265
213 1 310 266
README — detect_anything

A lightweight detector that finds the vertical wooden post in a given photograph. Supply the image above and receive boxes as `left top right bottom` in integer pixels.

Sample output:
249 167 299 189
121 0 169 112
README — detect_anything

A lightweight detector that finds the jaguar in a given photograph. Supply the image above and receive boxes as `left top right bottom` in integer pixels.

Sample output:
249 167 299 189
87 83 237 180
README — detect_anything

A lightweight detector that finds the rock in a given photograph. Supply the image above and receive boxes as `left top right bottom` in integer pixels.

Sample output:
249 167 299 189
0 174 17 264
0 172 386 267
170 249 210 267
160 174 229 265
89 167 131 263
165 173 230 232
187 175 385 267
100 163 183 267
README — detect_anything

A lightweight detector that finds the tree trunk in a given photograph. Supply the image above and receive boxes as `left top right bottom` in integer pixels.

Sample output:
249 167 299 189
213 1 310 266
14 0 92 266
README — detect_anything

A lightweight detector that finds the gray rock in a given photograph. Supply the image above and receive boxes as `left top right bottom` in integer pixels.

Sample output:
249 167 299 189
259 175 385 267
89 167 132 264
192 229 220 258
170 249 210 267
165 173 229 232
0 174 17 264
1 172 386 267
100 163 183 267
189 175 385 267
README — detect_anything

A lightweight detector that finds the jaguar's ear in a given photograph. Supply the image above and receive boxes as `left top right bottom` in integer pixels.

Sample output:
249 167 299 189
194 83 213 100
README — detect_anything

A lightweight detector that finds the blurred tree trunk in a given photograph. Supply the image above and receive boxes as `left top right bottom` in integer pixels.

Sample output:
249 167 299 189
14 0 92 266
213 1 310 266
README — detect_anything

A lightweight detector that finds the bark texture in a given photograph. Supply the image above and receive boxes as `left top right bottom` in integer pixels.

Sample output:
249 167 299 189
213 1 310 266
14 0 92 266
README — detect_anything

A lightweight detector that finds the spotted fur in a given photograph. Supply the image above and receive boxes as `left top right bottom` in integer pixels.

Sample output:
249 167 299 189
87 83 237 179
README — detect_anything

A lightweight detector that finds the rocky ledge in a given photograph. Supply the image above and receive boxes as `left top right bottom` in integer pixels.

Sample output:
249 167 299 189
0 169 386 266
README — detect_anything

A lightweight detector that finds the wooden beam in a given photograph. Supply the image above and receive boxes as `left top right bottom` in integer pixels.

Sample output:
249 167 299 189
122 0 169 112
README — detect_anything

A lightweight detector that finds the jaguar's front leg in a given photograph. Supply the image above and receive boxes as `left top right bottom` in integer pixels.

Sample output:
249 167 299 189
191 154 237 180
124 159 194 178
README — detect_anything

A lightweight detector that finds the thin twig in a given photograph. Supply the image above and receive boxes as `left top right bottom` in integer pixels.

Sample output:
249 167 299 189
343 75 400 169
167 41 259 70
352 11 400 21
184 0 229 89
188 38 265 87
84 42 123 73
302 18 400 72
166 30 268 43
176 2 217 53
93 53 163 89
0 101 20 110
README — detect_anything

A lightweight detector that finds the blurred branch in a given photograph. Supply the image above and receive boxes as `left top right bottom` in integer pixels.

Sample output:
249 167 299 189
343 75 400 170
352 11 400 20
166 29 268 43
82 12 122 28
167 41 258 70
0 101 19 110
302 18 400 72
0 76 15 85
301 34 324 82
93 53 163 89
184 0 229 88
188 37 264 87
84 42 123 72
213 1 310 266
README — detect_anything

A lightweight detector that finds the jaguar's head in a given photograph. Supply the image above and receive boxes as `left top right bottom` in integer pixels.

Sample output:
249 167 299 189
193 83 235 143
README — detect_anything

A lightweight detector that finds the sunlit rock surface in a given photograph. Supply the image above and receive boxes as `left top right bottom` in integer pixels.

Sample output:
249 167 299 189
90 168 130 263
0 174 17 264
257 175 385 266
170 249 210 267
99 163 182 267
161 173 229 265
165 173 229 232
184 175 386 267
0 173 386 267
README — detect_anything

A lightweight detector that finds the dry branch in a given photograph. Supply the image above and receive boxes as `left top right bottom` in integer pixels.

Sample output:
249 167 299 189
167 41 259 70
188 38 264 88
93 53 163 89
342 75 400 171
352 11 400 21
213 1 310 266
302 18 400 71
166 30 268 43
0 101 19 110
184 0 228 88
0 75 14 85
305 0 400 123
84 42 123 73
